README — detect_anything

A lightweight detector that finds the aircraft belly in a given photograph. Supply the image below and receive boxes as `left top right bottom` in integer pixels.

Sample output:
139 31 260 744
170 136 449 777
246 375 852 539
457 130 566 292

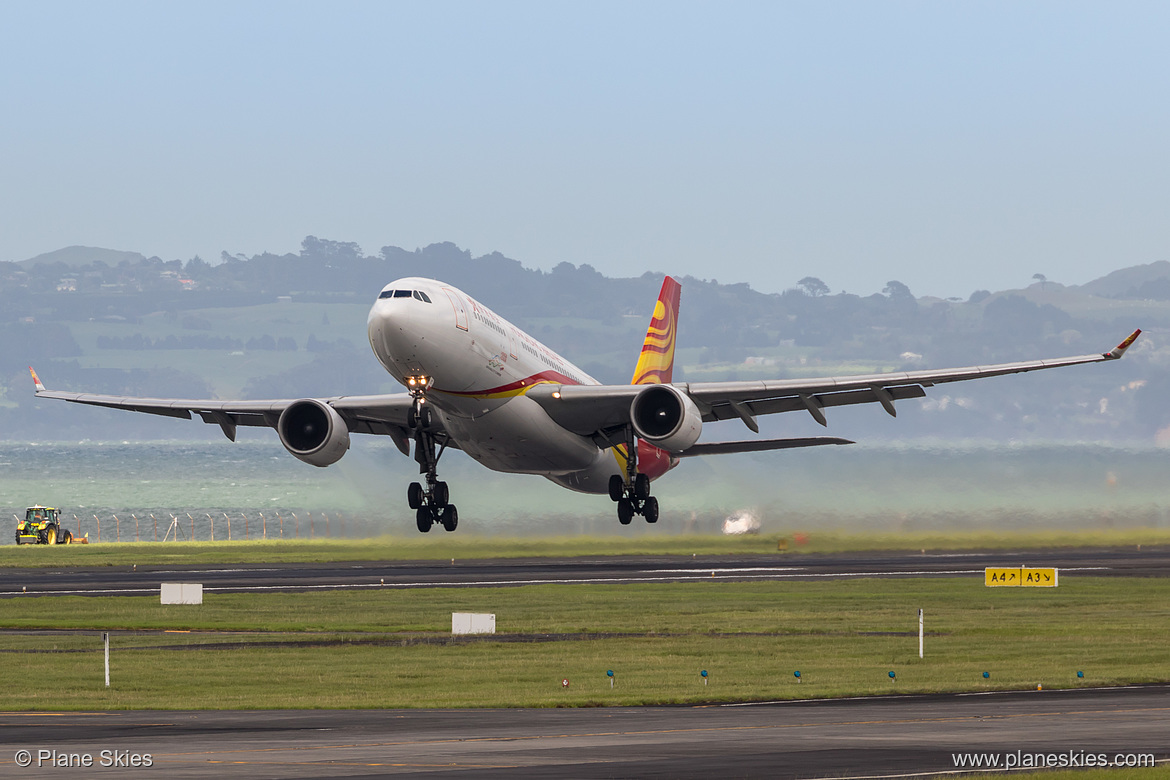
544 457 622 495
442 396 599 474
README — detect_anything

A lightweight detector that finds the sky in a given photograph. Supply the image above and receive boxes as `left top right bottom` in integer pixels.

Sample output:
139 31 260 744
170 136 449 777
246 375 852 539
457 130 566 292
2 1 1168 299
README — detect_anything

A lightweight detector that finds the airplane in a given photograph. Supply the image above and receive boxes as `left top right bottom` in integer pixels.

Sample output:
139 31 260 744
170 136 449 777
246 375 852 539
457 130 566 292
31 276 1141 533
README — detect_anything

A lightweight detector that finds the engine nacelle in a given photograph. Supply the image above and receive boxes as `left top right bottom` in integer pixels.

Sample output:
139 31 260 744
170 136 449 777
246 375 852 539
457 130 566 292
630 384 702 453
277 399 350 467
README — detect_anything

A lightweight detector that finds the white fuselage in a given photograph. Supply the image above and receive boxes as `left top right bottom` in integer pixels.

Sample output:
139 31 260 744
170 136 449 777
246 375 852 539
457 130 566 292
366 277 633 493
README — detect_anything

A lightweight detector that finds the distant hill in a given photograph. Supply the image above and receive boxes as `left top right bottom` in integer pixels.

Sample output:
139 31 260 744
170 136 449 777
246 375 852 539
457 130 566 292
19 246 147 269
1076 260 1170 299
3 236 1169 442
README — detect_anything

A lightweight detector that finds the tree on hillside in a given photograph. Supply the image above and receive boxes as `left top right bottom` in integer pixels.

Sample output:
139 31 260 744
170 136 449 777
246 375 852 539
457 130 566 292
301 236 363 262
883 280 913 301
184 255 211 277
797 276 830 297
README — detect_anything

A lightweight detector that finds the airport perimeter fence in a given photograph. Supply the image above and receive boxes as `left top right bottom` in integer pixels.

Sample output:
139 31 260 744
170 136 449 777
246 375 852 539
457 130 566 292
8 509 377 544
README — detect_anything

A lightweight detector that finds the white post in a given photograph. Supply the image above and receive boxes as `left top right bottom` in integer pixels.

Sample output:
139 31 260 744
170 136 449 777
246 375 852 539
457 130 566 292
103 632 110 687
918 608 924 659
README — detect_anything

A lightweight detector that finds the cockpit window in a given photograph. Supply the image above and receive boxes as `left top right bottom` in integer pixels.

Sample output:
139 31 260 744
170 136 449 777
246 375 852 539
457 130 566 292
379 288 432 302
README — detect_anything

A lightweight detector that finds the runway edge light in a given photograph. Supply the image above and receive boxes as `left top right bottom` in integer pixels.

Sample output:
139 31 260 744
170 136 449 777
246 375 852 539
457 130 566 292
794 671 802 683
701 669 708 686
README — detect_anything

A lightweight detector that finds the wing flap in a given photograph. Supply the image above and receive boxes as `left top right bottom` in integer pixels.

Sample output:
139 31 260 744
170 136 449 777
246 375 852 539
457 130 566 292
528 330 1139 440
678 436 854 457
685 351 1121 406
34 390 198 420
32 378 421 444
703 385 927 423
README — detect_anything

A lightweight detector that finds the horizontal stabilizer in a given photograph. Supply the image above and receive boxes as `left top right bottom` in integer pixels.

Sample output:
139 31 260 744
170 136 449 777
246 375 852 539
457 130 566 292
677 436 854 457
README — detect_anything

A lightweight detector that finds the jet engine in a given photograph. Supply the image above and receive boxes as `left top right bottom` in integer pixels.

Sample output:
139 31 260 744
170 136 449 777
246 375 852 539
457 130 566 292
630 384 702 453
277 399 350 467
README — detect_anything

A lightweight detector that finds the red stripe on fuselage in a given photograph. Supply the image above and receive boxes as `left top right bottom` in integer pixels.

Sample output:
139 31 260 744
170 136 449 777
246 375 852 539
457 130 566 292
435 370 582 398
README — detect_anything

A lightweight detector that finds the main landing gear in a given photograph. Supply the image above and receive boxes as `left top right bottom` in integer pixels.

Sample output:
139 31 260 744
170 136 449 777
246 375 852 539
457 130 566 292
607 430 659 525
405 377 458 533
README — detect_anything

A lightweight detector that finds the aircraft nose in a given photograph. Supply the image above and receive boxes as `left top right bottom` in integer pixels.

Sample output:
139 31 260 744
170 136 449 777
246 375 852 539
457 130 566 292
368 295 428 370
369 299 406 352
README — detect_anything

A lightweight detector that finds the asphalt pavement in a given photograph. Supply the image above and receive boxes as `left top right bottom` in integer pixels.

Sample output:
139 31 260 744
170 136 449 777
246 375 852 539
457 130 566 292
0 545 1165 598
1 686 1166 778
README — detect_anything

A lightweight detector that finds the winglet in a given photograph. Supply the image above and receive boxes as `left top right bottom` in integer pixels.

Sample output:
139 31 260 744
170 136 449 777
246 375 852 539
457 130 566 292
1106 329 1141 359
29 367 45 393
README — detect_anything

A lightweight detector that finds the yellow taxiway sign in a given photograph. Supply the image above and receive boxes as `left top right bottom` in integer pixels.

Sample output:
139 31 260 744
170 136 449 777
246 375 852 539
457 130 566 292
985 567 1058 587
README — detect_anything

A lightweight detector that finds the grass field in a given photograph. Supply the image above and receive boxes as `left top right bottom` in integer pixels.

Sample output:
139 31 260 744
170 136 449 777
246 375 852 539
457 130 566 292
966 770 1169 780
2 529 1169 568
1 576 1167 710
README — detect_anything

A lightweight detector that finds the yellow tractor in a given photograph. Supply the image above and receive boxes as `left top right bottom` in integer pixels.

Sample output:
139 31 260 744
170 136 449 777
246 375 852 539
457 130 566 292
15 505 87 545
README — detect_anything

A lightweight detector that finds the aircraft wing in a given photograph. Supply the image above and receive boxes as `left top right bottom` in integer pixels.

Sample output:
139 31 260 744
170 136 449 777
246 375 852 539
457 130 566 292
526 330 1142 444
28 368 420 454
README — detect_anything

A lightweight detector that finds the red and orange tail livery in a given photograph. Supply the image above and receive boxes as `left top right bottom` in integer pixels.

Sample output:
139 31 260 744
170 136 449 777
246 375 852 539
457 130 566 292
631 277 681 385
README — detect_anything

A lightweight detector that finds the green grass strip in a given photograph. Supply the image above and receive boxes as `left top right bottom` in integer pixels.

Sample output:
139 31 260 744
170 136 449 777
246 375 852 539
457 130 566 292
1 577 1168 709
3 528 1170 568
963 769 1169 780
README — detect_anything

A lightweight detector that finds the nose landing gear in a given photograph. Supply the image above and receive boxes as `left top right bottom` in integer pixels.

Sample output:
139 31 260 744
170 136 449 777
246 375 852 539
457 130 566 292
405 376 458 533
608 430 659 525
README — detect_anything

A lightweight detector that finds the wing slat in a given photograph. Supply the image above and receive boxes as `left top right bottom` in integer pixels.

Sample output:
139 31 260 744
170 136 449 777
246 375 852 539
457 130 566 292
34 387 421 438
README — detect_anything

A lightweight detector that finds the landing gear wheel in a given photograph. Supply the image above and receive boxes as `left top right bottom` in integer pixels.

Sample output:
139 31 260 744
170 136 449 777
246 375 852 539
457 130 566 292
634 473 651 500
440 505 459 532
608 475 624 502
617 499 634 525
407 482 424 510
407 389 456 531
433 481 450 508
642 496 659 524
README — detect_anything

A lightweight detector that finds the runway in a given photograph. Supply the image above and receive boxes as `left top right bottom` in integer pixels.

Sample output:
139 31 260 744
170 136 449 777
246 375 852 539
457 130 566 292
0 545 1166 597
2 550 1167 778
0 686 1166 778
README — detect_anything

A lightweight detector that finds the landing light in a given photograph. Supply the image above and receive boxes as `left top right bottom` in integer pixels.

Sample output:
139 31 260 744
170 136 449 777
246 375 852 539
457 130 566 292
552 391 561 399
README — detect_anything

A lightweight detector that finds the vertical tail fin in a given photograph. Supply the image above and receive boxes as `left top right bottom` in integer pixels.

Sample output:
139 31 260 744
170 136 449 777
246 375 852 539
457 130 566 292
631 276 681 385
